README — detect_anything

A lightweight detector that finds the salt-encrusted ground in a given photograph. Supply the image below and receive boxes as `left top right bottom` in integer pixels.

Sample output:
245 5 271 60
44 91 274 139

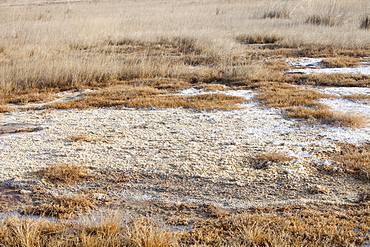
0 84 369 216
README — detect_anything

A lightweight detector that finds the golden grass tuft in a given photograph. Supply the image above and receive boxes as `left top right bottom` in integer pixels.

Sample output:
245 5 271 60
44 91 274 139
38 164 93 184
21 194 94 218
285 106 367 128
320 56 360 68
256 83 330 108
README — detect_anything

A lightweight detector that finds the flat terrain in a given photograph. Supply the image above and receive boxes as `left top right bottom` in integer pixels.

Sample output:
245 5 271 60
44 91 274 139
0 0 370 245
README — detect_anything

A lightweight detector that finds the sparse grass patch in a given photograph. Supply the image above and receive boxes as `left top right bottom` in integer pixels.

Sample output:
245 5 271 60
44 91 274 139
342 94 370 104
320 56 360 68
256 83 367 127
252 151 292 169
0 106 12 113
333 142 370 181
20 194 94 218
256 83 330 108
38 164 93 184
51 84 245 110
285 106 367 127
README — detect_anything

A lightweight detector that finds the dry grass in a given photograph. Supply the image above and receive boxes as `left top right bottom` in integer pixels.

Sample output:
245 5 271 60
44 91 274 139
333 142 370 181
343 93 370 103
20 194 94 218
256 83 330 108
1 0 370 95
285 73 370 87
0 205 368 246
320 56 360 68
305 14 342 27
186 207 370 246
51 84 246 110
285 106 367 128
38 164 93 184
256 83 367 127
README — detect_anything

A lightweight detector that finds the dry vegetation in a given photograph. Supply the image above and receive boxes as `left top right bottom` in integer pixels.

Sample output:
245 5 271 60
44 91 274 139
52 84 246 110
255 82 367 127
251 151 293 169
320 56 360 68
1 0 370 245
333 142 370 181
37 164 93 184
20 194 94 218
1 204 369 246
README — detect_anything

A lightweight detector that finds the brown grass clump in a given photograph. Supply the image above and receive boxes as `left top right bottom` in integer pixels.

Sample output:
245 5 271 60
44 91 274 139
285 73 370 87
0 106 12 113
21 194 94 218
256 83 329 108
52 84 245 110
333 142 370 181
39 164 93 184
320 56 360 68
285 106 367 128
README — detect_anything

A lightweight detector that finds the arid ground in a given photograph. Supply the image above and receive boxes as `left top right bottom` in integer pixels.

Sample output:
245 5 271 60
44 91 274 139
0 0 370 246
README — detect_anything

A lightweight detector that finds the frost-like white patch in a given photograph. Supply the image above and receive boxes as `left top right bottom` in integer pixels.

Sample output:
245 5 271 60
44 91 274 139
289 67 370 75
178 88 255 101
287 58 323 68
8 89 95 110
319 98 370 116
178 88 205 96
287 57 370 75
219 90 255 101
313 87 370 96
